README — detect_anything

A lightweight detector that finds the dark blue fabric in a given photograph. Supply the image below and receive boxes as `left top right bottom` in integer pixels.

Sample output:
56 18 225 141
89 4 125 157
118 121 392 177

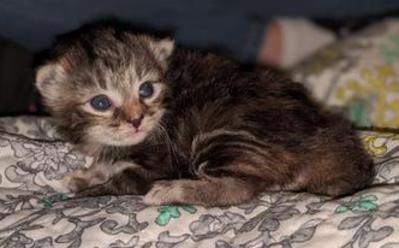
1 0 399 61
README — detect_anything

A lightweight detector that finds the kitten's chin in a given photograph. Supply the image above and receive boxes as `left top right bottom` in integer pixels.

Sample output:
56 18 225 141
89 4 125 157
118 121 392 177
121 130 148 146
88 127 150 147
109 130 149 146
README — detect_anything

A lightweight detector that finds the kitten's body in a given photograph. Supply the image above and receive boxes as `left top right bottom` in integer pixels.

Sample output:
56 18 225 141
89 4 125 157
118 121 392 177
36 26 374 206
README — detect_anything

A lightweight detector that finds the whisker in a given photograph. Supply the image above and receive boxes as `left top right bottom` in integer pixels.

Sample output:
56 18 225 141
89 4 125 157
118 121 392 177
154 121 178 162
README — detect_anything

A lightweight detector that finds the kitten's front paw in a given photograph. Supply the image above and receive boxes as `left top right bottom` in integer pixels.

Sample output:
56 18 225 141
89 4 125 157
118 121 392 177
61 169 107 193
143 180 184 205
61 170 90 193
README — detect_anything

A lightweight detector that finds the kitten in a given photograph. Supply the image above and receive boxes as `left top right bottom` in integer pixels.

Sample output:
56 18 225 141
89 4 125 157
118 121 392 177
36 26 375 207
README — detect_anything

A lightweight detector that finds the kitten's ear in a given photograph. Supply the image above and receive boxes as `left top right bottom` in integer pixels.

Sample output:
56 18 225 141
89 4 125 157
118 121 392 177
35 63 66 98
149 38 175 67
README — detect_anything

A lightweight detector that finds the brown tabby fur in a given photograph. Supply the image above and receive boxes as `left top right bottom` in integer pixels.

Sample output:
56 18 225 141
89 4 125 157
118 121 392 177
36 25 375 207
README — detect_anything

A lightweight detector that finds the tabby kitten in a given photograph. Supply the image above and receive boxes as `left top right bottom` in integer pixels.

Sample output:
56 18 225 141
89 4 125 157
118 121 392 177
36 26 374 207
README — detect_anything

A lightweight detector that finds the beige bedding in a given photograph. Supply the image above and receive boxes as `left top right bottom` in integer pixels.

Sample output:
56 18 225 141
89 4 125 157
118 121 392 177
0 117 398 247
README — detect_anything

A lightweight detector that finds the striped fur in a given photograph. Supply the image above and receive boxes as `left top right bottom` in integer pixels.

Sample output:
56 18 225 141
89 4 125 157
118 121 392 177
36 25 375 207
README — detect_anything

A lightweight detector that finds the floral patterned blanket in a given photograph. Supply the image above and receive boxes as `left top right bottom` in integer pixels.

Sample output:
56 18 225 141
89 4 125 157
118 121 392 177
0 116 398 248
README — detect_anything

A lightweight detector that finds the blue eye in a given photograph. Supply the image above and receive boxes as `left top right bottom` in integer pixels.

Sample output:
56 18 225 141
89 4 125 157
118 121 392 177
90 95 112 111
139 82 154 98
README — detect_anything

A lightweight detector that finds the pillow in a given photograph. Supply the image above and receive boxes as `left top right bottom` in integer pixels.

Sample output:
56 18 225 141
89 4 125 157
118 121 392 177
292 18 399 128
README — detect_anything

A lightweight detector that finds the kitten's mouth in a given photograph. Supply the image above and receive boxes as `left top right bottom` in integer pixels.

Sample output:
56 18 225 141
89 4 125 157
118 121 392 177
126 128 147 141
131 129 144 135
127 127 141 134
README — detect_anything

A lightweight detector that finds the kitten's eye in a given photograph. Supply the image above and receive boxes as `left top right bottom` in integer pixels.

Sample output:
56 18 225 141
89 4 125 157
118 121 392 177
90 95 112 111
139 81 154 98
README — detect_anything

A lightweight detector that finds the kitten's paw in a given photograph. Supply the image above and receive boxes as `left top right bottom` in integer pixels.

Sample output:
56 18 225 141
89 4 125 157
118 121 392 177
61 170 90 193
143 180 184 205
61 169 107 193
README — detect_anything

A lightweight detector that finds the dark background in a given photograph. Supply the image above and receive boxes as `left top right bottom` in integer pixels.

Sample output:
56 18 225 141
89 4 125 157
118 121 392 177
1 0 399 115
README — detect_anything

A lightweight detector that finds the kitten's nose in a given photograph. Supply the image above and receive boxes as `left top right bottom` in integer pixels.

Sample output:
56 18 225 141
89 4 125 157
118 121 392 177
128 114 144 129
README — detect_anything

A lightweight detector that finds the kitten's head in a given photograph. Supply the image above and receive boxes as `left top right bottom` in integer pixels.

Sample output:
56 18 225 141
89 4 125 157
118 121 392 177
36 27 174 149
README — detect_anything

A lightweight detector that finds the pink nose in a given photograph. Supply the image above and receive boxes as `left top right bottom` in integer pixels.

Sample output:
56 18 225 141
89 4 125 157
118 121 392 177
128 115 144 128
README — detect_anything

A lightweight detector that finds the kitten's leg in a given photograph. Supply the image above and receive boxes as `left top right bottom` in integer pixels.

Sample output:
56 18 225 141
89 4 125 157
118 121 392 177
144 176 261 207
74 166 153 197
145 130 280 206
62 161 136 193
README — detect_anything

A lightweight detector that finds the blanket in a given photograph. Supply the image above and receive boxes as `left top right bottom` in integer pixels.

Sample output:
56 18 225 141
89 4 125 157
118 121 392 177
0 116 399 248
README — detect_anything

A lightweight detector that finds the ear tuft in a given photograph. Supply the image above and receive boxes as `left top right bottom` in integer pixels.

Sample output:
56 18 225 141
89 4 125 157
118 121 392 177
35 63 65 95
156 38 174 60
149 38 175 66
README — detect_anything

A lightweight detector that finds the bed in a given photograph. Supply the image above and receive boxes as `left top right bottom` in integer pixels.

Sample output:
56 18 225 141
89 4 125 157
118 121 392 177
0 117 399 247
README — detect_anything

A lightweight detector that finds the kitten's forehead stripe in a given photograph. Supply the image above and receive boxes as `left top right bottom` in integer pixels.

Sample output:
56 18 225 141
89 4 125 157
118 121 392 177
93 64 108 90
